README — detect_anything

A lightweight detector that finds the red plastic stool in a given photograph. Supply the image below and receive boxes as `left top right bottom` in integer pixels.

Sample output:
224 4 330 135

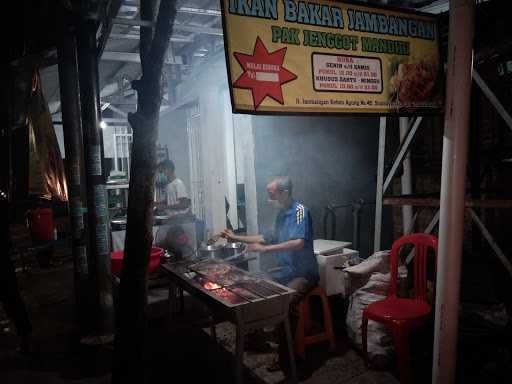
295 286 336 358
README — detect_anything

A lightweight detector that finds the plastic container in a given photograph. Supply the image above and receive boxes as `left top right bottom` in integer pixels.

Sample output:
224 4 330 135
111 247 163 276
27 208 54 242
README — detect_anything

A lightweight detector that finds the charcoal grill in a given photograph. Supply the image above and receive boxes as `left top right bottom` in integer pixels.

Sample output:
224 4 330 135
160 259 298 384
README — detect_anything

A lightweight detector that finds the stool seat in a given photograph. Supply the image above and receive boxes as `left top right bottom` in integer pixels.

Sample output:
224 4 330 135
365 297 431 322
295 286 336 358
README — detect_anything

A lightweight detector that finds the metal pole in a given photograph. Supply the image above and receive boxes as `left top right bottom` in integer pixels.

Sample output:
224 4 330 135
372 0 390 254
352 199 363 251
383 116 422 192
432 1 475 383
374 116 386 252
57 25 92 332
468 208 512 278
1 70 12 202
399 117 413 234
78 20 114 336
472 69 512 131
406 209 440 264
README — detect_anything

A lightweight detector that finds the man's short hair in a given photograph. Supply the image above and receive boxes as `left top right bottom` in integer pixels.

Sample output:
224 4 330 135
158 159 175 172
273 176 292 196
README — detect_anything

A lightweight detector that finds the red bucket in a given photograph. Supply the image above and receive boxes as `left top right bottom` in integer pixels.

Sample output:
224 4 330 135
27 208 54 242
111 247 163 276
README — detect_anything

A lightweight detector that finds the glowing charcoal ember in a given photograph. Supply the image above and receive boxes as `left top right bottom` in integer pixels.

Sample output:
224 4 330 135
203 281 222 290
188 274 219 289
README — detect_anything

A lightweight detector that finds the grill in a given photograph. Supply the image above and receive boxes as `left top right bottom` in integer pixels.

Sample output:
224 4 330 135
160 259 298 384
161 259 295 319
235 281 281 298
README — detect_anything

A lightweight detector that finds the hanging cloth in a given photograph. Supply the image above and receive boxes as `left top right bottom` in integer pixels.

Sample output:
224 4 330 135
27 69 68 201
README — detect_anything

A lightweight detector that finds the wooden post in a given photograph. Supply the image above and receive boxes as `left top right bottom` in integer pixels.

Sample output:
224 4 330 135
78 18 114 337
432 1 475 382
112 1 177 382
57 20 92 333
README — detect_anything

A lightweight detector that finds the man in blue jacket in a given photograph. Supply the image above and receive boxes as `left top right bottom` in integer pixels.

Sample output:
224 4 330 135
223 176 319 372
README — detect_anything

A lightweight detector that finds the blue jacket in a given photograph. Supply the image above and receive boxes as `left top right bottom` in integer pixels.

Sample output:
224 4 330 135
265 200 319 285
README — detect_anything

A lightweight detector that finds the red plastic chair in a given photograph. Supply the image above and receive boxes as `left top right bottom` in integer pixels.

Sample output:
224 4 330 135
362 233 438 384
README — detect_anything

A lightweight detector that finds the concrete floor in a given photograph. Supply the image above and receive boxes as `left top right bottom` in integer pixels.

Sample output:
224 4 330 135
203 321 398 384
1 254 400 384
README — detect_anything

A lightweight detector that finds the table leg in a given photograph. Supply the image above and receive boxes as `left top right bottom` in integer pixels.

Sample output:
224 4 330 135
235 316 245 384
210 315 217 341
179 286 184 313
168 283 177 319
284 316 298 384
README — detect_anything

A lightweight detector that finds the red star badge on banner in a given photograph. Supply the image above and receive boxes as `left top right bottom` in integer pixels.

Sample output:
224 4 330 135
233 37 297 109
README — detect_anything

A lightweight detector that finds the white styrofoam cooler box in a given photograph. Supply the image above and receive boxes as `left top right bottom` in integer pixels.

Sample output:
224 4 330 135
314 239 352 256
316 248 359 296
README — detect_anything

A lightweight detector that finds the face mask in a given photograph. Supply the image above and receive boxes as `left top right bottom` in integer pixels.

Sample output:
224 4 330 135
267 199 282 209
156 173 168 185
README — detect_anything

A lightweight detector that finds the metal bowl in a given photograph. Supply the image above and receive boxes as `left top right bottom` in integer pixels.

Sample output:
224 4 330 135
198 244 225 260
223 242 246 259
223 242 244 249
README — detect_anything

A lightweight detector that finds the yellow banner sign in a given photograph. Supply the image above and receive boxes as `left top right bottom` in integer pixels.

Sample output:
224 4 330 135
222 0 443 114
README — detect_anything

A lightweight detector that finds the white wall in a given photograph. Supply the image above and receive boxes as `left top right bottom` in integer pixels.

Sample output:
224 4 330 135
158 108 191 189
198 85 229 236
102 125 115 159
222 89 239 230
173 53 248 239
166 53 260 271
232 114 259 270
232 114 258 236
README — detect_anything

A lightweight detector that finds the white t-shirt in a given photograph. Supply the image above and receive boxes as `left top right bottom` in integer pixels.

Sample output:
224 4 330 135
165 178 190 215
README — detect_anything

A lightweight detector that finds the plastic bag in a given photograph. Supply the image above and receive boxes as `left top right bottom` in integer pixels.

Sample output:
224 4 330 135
345 251 395 366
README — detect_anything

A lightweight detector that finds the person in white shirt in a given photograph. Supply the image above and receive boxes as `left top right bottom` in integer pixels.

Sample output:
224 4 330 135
154 159 194 260
155 159 191 216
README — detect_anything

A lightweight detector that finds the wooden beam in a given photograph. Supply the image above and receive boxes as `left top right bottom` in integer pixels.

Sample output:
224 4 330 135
101 51 183 64
112 18 223 35
383 196 512 208
97 0 124 58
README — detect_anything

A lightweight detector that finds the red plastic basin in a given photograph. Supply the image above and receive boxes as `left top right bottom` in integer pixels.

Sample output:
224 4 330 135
111 247 163 276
